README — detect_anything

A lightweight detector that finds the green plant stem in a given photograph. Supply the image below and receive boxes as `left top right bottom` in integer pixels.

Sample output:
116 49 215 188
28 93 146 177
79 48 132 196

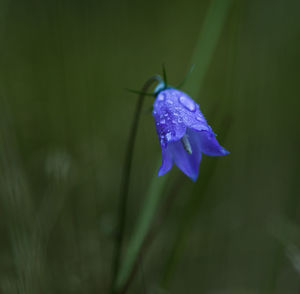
111 75 162 294
115 161 168 292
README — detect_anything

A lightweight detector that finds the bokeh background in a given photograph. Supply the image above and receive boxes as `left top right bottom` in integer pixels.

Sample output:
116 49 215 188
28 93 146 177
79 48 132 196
0 0 300 293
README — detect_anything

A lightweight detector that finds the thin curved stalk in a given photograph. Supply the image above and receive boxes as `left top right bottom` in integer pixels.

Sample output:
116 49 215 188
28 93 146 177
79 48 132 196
110 75 162 294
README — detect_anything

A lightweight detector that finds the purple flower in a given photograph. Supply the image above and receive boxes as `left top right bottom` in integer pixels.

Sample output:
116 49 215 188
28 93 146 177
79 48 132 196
153 88 229 181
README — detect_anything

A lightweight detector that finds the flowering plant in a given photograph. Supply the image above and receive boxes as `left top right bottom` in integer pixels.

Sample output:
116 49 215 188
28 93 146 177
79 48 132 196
153 86 229 181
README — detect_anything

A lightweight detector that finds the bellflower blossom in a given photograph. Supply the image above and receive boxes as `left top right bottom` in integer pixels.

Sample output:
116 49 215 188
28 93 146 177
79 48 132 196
152 87 229 181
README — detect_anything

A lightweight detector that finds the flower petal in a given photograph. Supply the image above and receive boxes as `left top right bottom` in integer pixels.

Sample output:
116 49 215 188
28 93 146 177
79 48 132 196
153 88 229 180
158 145 173 177
168 133 202 181
153 98 186 144
153 89 210 142
196 130 229 156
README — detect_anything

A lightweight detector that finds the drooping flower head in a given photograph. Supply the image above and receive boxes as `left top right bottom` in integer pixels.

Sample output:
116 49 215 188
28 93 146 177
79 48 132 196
152 84 229 181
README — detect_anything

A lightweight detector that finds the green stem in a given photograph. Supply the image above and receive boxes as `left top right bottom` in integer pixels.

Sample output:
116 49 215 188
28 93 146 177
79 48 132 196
115 160 168 293
111 75 162 294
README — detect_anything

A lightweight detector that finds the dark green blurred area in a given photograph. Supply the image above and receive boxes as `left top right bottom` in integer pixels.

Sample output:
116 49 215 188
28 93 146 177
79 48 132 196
0 0 300 293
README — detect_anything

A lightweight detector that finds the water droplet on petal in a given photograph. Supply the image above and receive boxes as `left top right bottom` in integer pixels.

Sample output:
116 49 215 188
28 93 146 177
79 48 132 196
157 93 165 101
196 115 203 122
164 113 168 117
160 119 165 124
166 132 172 141
178 118 183 123
167 100 173 104
173 112 178 116
156 122 160 126
172 120 176 124
179 95 196 112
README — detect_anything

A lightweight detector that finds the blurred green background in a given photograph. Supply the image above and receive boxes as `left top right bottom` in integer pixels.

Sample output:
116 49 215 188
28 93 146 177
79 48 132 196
0 0 300 293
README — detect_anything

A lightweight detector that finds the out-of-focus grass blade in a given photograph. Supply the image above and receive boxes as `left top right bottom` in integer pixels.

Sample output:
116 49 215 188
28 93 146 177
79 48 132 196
162 117 232 286
176 64 195 89
115 161 167 289
184 0 233 96
115 0 233 291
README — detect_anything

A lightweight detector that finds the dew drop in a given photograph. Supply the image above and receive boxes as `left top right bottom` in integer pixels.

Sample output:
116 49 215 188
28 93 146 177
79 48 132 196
166 132 172 141
178 118 183 123
157 93 165 101
164 113 168 117
156 122 160 126
196 115 203 122
167 100 173 104
160 119 165 124
172 120 176 124
179 95 196 112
